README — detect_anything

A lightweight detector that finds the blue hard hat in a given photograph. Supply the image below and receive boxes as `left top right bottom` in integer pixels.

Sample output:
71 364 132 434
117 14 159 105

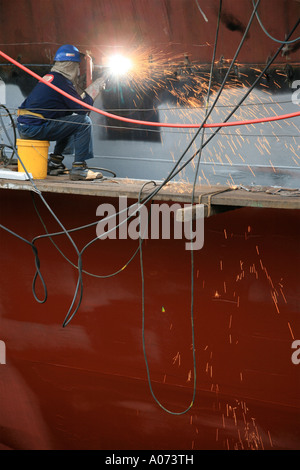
54 45 81 62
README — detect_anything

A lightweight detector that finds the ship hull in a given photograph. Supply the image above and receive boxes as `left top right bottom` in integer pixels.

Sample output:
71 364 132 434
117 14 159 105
0 189 299 450
0 0 299 451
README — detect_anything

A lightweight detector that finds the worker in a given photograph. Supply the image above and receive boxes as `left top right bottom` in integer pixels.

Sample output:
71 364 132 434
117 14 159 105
17 44 104 181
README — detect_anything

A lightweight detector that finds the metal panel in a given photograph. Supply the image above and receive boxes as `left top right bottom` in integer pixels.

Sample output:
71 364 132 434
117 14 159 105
0 0 299 65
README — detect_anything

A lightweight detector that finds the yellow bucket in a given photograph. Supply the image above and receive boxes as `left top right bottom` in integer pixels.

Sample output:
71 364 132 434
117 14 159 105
17 139 49 179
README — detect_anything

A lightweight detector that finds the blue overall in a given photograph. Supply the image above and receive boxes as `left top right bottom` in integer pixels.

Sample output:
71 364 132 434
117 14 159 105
17 72 94 162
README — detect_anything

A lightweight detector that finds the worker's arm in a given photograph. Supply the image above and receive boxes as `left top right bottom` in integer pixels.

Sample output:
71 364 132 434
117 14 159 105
59 78 94 114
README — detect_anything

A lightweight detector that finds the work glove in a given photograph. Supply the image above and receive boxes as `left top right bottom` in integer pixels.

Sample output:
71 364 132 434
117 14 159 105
82 76 107 100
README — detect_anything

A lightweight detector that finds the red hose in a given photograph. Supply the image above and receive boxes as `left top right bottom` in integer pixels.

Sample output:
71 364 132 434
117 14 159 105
1 49 299 129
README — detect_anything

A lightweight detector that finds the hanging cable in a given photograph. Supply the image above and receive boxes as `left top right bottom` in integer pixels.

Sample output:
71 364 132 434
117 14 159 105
139 0 222 416
62 181 156 327
7 97 297 114
0 111 84 326
0 104 16 164
252 0 300 45
0 221 48 303
125 0 267 212
138 183 197 415
146 15 300 188
31 192 142 279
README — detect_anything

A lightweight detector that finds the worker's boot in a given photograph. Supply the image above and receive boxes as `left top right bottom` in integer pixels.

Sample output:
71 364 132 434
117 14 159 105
47 154 66 176
69 161 103 181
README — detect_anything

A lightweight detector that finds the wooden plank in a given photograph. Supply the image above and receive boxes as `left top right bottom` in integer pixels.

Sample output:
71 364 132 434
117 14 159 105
0 176 299 213
205 187 300 210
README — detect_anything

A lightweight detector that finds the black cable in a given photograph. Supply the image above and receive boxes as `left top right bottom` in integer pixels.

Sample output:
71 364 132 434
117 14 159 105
0 111 84 327
0 222 47 303
87 167 116 178
62 181 157 327
0 104 16 164
122 0 261 211
147 15 300 188
138 0 223 416
252 0 300 45
191 0 222 199
31 185 156 280
110 0 260 217
9 98 296 114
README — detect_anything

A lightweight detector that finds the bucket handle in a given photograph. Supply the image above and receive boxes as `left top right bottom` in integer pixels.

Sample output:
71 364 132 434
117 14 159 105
31 144 48 161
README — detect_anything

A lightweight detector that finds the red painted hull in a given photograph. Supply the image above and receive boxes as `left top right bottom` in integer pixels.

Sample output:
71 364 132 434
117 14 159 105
0 0 299 65
0 189 299 450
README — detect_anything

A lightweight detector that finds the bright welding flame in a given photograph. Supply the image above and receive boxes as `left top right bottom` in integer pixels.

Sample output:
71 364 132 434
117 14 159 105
107 54 133 76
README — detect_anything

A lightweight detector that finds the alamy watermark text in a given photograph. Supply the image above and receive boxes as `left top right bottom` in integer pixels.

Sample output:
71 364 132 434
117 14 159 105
96 197 204 250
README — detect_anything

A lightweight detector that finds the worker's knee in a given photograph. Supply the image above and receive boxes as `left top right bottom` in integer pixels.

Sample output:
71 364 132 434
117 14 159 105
69 114 92 136
68 114 92 127
77 115 92 133
81 115 92 126
80 115 92 136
